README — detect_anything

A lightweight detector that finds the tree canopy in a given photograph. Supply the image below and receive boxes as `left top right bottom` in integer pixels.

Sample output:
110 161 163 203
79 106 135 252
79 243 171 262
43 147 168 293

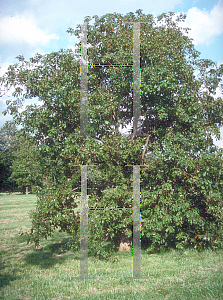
0 121 20 191
9 131 42 194
1 10 223 256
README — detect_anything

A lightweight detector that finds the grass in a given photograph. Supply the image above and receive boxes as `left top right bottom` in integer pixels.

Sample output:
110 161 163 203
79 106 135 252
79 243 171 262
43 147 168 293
0 192 222 299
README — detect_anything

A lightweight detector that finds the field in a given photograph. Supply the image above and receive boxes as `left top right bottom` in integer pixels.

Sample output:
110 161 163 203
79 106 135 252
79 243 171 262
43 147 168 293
0 192 222 299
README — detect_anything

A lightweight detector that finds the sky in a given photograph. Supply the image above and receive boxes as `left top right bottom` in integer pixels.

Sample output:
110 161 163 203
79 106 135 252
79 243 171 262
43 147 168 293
0 0 223 147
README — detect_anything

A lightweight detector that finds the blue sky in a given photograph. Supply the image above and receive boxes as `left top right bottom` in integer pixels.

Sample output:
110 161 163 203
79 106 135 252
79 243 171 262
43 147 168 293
0 0 222 147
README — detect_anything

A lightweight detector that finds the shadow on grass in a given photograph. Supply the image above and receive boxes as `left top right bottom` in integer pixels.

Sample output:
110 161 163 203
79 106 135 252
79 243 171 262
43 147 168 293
0 249 22 289
0 272 19 289
24 239 77 269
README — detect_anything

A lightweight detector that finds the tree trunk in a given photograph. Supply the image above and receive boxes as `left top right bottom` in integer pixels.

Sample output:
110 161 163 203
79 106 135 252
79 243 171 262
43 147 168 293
26 187 28 195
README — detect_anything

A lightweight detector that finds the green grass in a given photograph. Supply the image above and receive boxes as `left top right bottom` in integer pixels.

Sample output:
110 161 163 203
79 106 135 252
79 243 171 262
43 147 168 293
0 192 222 299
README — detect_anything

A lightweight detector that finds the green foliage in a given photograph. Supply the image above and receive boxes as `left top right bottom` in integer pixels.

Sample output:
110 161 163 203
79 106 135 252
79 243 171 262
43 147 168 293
9 131 42 194
0 10 223 256
0 150 13 191
25 175 81 246
0 121 19 191
140 144 223 252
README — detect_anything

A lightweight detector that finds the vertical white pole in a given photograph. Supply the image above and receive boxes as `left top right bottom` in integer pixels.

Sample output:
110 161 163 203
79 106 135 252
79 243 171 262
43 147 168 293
80 22 88 136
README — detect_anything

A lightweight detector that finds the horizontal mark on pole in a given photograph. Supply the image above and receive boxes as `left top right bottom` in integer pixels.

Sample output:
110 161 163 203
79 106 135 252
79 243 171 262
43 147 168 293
88 207 133 210
88 64 133 67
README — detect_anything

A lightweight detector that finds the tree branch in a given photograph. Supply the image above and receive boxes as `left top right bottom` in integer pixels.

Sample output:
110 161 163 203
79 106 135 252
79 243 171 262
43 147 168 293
112 109 119 133
141 132 150 165
71 187 79 191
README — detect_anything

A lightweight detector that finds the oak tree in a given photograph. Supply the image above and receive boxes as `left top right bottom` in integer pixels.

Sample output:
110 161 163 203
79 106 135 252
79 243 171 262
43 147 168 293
1 10 223 255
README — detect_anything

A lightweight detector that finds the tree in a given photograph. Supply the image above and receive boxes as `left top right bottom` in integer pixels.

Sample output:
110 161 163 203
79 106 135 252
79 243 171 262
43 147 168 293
9 131 42 194
0 10 223 255
0 121 19 191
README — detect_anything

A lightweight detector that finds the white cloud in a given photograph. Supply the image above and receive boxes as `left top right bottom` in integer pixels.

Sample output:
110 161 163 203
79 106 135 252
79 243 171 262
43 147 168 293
213 126 223 148
215 85 222 99
0 113 13 128
0 60 11 77
183 0 223 45
0 15 59 47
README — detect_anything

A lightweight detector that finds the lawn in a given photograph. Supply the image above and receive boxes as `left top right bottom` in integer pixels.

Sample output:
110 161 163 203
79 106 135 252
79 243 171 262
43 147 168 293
0 192 222 299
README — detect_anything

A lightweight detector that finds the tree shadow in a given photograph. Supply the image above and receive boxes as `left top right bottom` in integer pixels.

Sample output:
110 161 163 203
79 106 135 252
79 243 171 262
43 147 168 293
24 239 76 269
0 249 21 289
0 272 20 289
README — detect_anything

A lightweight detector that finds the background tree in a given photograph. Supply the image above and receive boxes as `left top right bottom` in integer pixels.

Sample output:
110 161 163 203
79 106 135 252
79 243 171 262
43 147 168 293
0 121 19 191
0 10 223 256
9 131 42 194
